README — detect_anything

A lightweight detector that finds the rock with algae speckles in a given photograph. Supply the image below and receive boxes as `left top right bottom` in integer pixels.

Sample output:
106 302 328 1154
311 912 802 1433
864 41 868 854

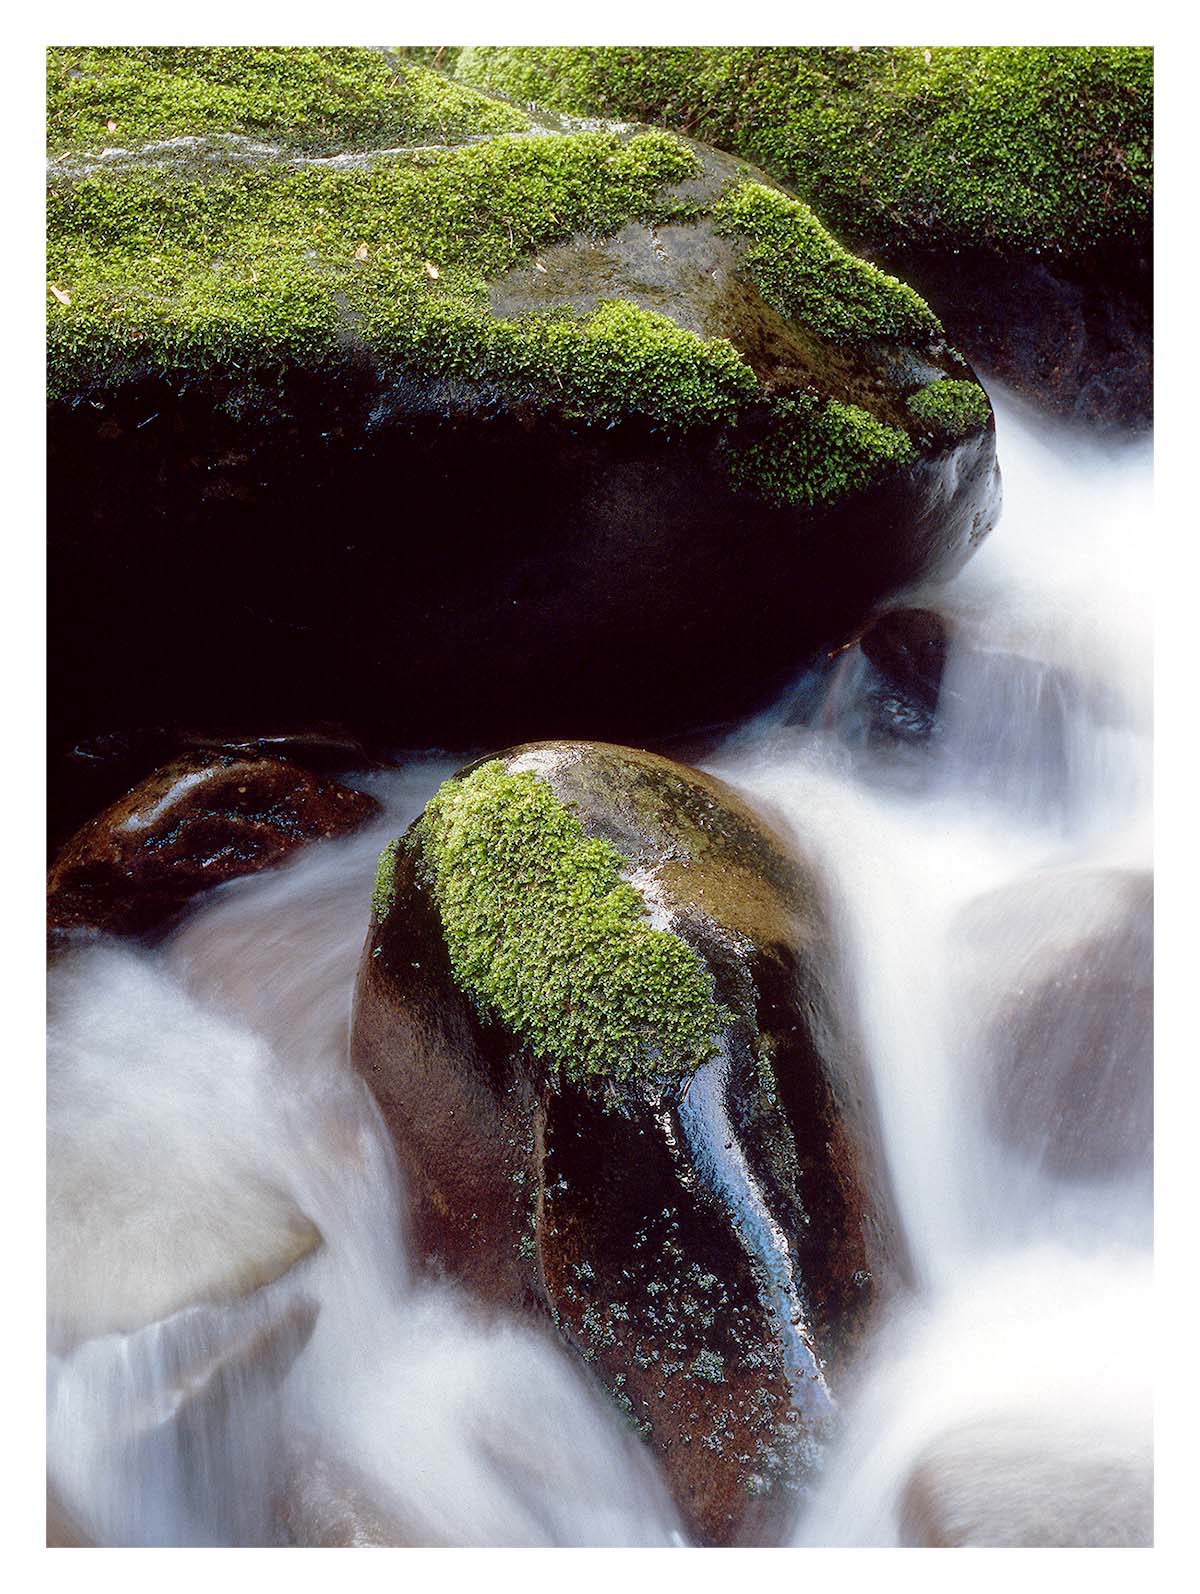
351 740 909 1545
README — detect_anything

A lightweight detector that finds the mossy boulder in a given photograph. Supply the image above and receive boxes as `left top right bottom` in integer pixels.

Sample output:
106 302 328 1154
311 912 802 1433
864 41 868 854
454 46 1153 425
48 46 998 776
350 740 907 1545
48 750 379 943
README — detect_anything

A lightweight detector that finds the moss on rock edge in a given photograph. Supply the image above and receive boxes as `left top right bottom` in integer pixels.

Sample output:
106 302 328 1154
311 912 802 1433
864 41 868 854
905 379 993 439
712 181 938 344
728 396 916 507
412 762 730 1084
47 47 991 500
372 839 400 922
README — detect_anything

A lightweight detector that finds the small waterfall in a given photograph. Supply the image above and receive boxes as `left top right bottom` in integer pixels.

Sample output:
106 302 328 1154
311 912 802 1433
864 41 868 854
706 389 1153 1544
47 393 1153 1545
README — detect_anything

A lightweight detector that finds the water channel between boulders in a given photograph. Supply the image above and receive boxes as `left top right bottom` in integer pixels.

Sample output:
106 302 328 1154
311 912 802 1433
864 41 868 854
46 388 1152 1547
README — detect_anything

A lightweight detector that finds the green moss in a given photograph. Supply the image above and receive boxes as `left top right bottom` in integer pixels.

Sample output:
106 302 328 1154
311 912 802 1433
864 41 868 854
371 839 400 922
47 47 527 152
713 182 939 343
729 394 916 507
905 378 992 439
47 129 754 425
455 46 1152 257
416 761 729 1086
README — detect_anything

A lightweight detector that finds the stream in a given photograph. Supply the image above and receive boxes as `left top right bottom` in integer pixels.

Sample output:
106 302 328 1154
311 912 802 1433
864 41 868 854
46 389 1153 1547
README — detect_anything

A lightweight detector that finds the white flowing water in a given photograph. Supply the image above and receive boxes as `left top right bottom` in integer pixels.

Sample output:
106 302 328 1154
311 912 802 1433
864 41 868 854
46 392 1153 1546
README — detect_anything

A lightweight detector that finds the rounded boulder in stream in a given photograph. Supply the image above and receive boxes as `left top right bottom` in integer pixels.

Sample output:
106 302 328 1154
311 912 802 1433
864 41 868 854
350 740 908 1545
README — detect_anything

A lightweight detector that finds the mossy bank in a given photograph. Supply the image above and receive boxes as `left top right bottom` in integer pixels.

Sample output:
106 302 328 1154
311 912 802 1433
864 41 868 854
352 741 909 1544
454 46 1153 424
48 46 998 769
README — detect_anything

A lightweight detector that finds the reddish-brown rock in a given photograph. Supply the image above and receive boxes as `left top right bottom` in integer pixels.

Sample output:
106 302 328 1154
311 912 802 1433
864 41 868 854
48 752 380 942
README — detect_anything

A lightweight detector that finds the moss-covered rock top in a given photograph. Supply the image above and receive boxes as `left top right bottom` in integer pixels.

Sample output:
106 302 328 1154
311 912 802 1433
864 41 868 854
394 761 729 1085
46 48 992 505
47 46 529 154
454 46 1153 258
47 128 754 423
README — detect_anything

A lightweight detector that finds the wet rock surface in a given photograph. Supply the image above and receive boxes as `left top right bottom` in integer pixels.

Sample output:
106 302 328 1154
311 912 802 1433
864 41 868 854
956 867 1153 1180
275 1447 409 1547
48 751 379 943
50 722 388 857
898 1412 1153 1546
350 740 906 1544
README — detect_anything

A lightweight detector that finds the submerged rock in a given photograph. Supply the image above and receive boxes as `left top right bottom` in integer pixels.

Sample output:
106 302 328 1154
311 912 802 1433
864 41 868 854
275 1447 410 1547
47 1486 93 1548
955 867 1153 1180
47 751 379 943
350 740 906 1545
48 47 997 769
47 944 322 1348
898 1412 1153 1547
787 604 1129 821
455 46 1153 426
49 1288 319 1547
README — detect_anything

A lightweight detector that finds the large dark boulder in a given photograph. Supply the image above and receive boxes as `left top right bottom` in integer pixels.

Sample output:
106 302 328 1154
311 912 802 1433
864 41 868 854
350 741 906 1545
47 751 379 943
48 48 998 780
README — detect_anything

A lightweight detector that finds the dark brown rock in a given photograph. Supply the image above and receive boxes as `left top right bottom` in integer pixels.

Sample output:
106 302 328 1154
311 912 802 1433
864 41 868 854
858 607 948 722
956 867 1153 1180
48 752 380 942
887 241 1151 430
350 740 907 1545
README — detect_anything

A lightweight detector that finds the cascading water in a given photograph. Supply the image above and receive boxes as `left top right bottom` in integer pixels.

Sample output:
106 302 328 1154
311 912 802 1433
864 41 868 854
46 390 1152 1546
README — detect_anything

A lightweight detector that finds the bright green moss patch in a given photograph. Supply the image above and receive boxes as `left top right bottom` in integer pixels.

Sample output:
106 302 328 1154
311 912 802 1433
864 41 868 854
372 839 400 922
47 128 754 424
416 762 729 1085
729 395 916 507
905 379 992 439
455 47 1152 256
361 296 755 428
713 182 939 343
47 47 527 153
